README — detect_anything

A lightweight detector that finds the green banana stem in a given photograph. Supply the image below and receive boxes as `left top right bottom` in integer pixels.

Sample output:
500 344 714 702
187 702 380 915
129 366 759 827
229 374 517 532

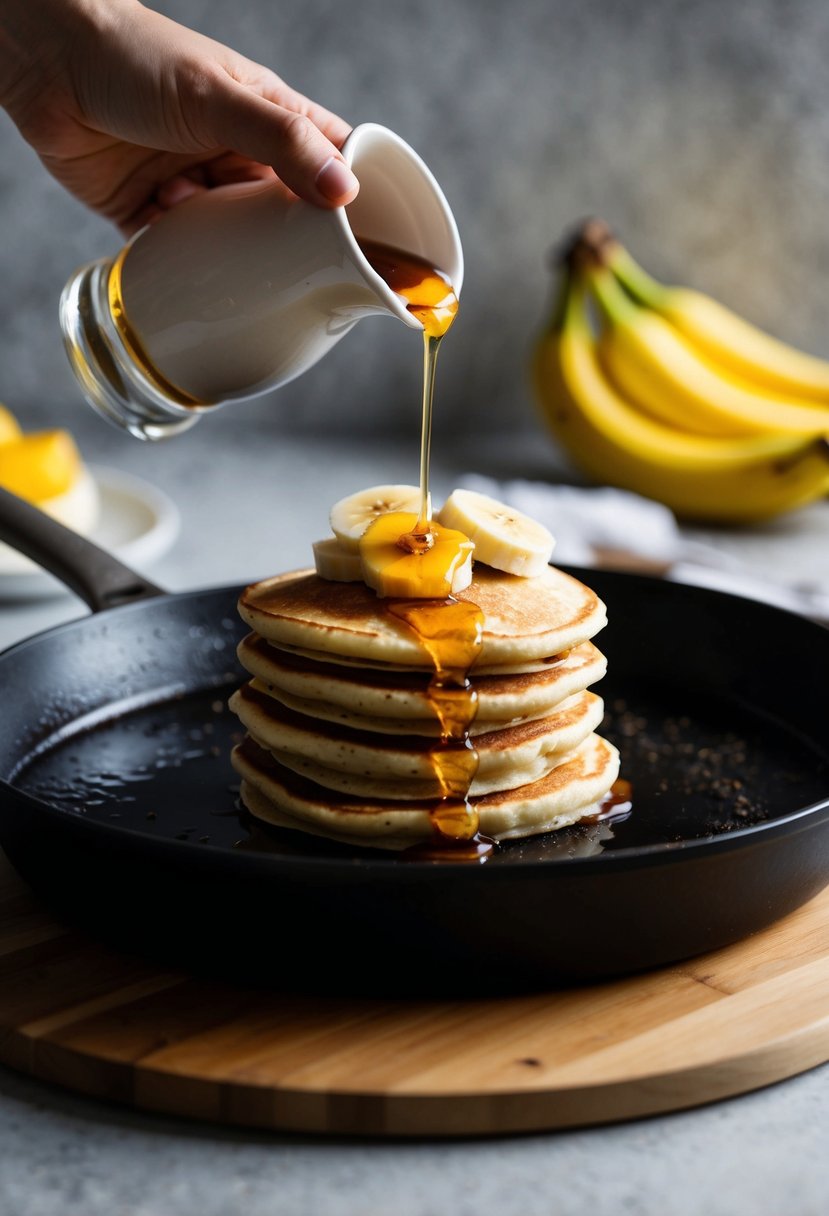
568 217 669 310
606 242 671 310
547 262 595 337
564 273 593 335
549 261 593 334
584 262 642 329
546 264 572 334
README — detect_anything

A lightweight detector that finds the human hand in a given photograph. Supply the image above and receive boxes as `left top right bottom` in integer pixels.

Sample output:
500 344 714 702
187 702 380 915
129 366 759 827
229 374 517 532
0 0 359 234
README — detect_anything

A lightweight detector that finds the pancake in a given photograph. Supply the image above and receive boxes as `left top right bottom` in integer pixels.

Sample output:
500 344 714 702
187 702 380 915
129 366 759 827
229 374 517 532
238 563 607 670
229 682 604 797
233 732 621 848
236 634 608 733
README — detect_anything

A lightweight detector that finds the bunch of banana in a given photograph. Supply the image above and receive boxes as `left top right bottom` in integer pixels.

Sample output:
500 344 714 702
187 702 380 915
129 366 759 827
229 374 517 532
532 221 829 523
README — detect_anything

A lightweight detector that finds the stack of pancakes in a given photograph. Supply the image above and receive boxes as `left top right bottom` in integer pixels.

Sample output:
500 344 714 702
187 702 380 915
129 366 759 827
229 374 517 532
230 563 619 849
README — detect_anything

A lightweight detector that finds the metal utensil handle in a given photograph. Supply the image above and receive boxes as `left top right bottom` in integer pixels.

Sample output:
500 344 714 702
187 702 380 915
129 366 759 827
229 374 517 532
0 485 164 612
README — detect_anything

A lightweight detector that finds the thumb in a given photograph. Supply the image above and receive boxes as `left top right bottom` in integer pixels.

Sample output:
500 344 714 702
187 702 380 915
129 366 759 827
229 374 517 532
196 76 360 207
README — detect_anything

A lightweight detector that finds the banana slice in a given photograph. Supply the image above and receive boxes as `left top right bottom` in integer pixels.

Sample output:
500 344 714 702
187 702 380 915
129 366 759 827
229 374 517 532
330 484 422 552
312 537 364 582
359 511 474 598
438 488 554 577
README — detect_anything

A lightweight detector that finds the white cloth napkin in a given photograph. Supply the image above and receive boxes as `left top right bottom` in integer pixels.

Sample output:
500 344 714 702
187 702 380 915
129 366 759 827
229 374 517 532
458 475 829 624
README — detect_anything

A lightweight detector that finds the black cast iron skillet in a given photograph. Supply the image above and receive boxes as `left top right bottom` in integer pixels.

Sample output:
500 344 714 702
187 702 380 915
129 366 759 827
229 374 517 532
0 484 827 996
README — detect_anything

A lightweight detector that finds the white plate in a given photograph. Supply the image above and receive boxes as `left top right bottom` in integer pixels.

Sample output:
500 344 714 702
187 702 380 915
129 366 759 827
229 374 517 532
0 465 180 601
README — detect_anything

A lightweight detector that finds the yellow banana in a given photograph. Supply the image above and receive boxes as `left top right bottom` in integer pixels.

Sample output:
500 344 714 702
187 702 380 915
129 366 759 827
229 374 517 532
532 271 829 524
605 234 829 404
587 263 829 439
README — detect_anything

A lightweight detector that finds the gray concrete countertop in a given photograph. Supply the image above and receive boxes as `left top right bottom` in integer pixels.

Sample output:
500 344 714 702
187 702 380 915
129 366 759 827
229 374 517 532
1 1061 827 1216
1 417 828 1216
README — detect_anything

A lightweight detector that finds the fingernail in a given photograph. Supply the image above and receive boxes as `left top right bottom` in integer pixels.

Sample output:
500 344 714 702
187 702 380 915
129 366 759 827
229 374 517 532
316 156 359 203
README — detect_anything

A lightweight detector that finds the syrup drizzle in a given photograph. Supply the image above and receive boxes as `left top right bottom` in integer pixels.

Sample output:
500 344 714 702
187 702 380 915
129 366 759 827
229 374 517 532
387 598 487 854
357 239 491 860
357 239 458 544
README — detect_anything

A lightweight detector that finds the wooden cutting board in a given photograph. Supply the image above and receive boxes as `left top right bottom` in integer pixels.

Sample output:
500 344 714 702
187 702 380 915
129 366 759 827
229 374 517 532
1 850 827 1137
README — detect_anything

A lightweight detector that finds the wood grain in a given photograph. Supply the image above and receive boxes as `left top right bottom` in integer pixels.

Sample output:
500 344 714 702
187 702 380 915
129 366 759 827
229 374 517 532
1 850 827 1136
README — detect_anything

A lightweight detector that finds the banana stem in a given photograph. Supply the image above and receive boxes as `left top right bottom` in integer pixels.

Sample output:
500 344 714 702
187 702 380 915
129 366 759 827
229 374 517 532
546 235 620 338
607 244 669 310
549 264 597 340
548 265 572 333
571 218 669 311
584 262 641 328
547 263 596 337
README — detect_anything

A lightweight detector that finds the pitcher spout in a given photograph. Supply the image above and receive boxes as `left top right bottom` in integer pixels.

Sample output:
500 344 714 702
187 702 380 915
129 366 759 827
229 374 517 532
337 123 464 329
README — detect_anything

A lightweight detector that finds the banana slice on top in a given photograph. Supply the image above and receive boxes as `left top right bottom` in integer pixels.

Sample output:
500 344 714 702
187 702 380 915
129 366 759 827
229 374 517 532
312 538 364 582
359 511 474 598
438 488 555 577
330 484 422 551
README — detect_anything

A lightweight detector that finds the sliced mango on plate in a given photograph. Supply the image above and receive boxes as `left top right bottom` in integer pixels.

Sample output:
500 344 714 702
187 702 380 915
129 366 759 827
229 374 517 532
0 404 23 445
0 429 82 503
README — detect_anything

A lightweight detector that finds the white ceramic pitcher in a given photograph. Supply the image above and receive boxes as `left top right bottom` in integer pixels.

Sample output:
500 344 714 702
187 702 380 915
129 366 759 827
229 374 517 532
59 123 463 440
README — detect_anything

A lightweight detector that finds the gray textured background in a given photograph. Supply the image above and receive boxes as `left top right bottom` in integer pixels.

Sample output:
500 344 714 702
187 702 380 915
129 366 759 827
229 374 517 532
2 0 829 450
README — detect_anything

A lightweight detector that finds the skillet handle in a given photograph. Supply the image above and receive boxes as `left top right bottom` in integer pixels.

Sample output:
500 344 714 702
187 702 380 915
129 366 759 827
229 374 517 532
0 484 165 612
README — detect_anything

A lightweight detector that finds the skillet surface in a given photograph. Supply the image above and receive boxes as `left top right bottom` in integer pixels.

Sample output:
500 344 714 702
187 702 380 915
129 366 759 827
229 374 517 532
0 569 827 995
